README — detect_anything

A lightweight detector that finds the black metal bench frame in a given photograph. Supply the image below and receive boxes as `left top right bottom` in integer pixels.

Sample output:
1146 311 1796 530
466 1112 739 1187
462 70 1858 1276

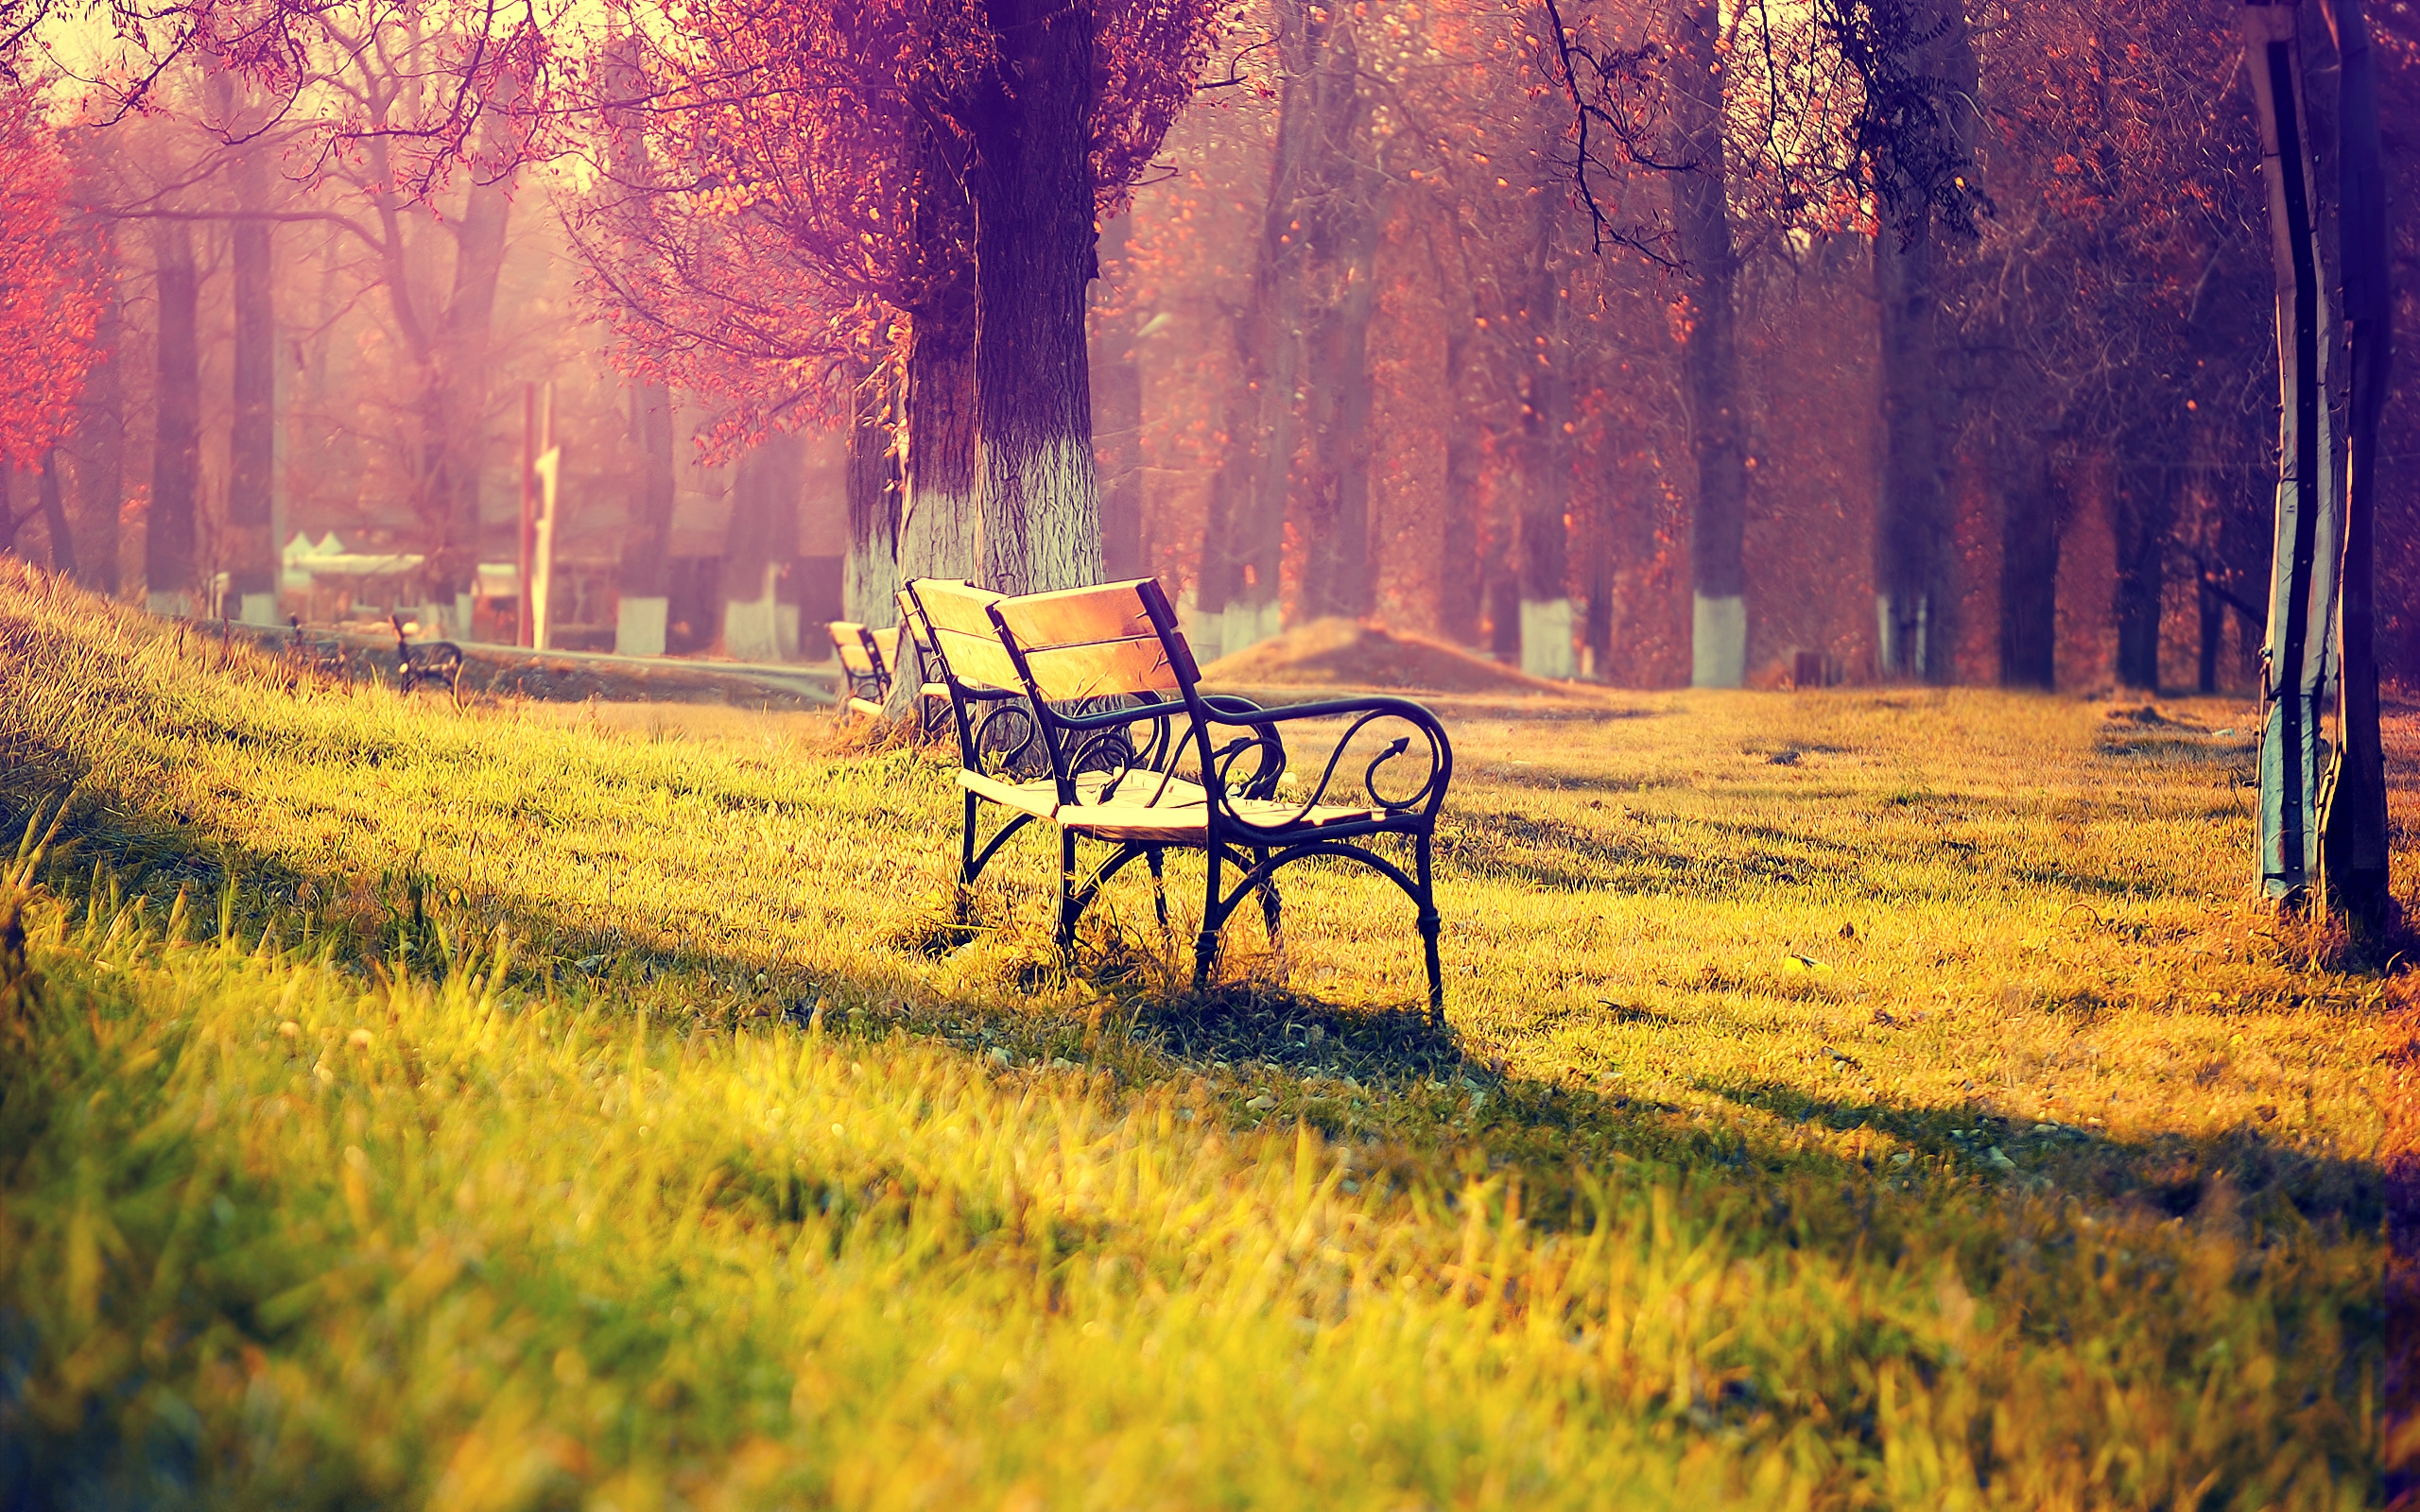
985 577 1454 1023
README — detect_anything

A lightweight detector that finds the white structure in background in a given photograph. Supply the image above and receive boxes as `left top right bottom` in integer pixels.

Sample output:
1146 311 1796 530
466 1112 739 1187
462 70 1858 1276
1695 593 1746 688
724 563 783 662
1522 598 1576 680
615 593 667 657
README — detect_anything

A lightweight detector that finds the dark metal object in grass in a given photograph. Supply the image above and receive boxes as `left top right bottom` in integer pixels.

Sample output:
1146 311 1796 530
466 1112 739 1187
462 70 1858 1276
389 613 462 702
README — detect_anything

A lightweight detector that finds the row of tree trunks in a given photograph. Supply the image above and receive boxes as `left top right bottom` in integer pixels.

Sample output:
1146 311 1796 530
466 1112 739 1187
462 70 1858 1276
1671 0 1745 689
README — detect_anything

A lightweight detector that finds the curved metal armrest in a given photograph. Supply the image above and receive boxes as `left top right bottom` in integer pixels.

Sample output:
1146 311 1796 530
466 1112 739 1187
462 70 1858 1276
1200 694 1452 823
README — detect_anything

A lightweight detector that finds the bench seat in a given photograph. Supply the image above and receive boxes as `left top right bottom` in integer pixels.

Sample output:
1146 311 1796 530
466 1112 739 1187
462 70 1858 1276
956 768 1217 822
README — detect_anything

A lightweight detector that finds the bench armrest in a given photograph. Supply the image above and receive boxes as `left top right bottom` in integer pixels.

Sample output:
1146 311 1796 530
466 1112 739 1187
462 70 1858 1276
1198 695 1452 825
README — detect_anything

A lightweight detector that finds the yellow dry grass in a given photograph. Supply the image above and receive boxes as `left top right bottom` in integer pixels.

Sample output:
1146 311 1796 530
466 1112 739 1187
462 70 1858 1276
0 563 2392 1509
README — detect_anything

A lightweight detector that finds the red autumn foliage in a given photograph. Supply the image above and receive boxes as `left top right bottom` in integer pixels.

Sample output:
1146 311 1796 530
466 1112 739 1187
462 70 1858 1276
0 89 102 472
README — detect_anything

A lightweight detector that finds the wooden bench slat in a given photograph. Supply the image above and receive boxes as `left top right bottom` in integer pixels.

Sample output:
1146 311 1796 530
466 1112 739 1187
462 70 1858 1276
988 580 1157 649
913 581 1006 637
1016 636 1180 701
932 625 1024 691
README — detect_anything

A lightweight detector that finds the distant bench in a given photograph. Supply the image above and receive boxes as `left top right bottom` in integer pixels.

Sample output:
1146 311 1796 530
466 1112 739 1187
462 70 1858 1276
899 576 1455 1022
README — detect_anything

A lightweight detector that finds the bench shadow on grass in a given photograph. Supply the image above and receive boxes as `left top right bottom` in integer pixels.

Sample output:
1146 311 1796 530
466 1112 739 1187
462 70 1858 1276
2 757 2391 1250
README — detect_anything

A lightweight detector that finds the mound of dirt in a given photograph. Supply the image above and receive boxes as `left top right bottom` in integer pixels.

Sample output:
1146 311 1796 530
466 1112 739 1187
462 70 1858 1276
1200 617 1575 696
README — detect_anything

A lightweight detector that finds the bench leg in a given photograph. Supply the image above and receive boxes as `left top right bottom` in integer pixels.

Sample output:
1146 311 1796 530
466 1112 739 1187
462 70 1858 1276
955 791 982 919
1416 832 1443 1027
1056 829 1080 956
1253 847 1283 948
1192 845 1223 990
1146 847 1169 933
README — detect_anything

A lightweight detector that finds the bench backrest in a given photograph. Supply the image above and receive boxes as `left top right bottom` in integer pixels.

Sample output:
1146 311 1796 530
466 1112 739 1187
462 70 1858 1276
827 621 884 679
904 580 1022 694
985 580 1193 703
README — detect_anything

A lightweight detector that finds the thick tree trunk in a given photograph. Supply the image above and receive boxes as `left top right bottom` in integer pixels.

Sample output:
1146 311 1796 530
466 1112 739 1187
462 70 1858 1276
73 275 123 595
967 0 1100 595
1995 442 2061 688
1300 195 1379 621
1091 211 1146 580
1672 0 1746 688
844 374 903 625
146 221 200 614
230 144 276 624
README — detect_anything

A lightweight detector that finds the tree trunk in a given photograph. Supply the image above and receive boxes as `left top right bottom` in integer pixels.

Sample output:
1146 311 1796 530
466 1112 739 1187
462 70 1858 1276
146 220 200 614
604 30 677 656
885 163 982 721
1435 268 1483 645
432 166 515 609
37 451 73 577
2317 0 2393 929
229 142 277 624
1995 442 2061 688
615 381 677 653
1672 0 1746 688
844 373 902 624
1091 210 1146 580
1874 220 1947 680
967 0 1101 595
73 273 123 595
1517 198 1573 679
2110 453 2175 691
1868 0 1979 683
1205 0 1322 652
720 433 802 660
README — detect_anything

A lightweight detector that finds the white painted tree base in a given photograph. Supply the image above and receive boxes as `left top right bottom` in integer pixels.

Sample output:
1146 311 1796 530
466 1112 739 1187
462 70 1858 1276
1520 598 1576 679
146 592 193 617
238 593 277 628
1692 593 1745 688
1218 600 1282 662
724 581 782 662
616 597 668 657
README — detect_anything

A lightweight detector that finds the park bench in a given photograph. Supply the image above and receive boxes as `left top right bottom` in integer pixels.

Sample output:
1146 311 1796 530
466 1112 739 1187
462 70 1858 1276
907 576 1455 1022
826 621 902 717
389 612 463 701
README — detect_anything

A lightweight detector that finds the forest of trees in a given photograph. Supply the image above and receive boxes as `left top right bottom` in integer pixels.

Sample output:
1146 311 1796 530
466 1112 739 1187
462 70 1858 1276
0 0 2413 694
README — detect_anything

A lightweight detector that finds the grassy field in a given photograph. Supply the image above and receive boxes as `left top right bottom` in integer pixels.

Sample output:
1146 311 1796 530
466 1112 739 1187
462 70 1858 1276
0 561 2400 1509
